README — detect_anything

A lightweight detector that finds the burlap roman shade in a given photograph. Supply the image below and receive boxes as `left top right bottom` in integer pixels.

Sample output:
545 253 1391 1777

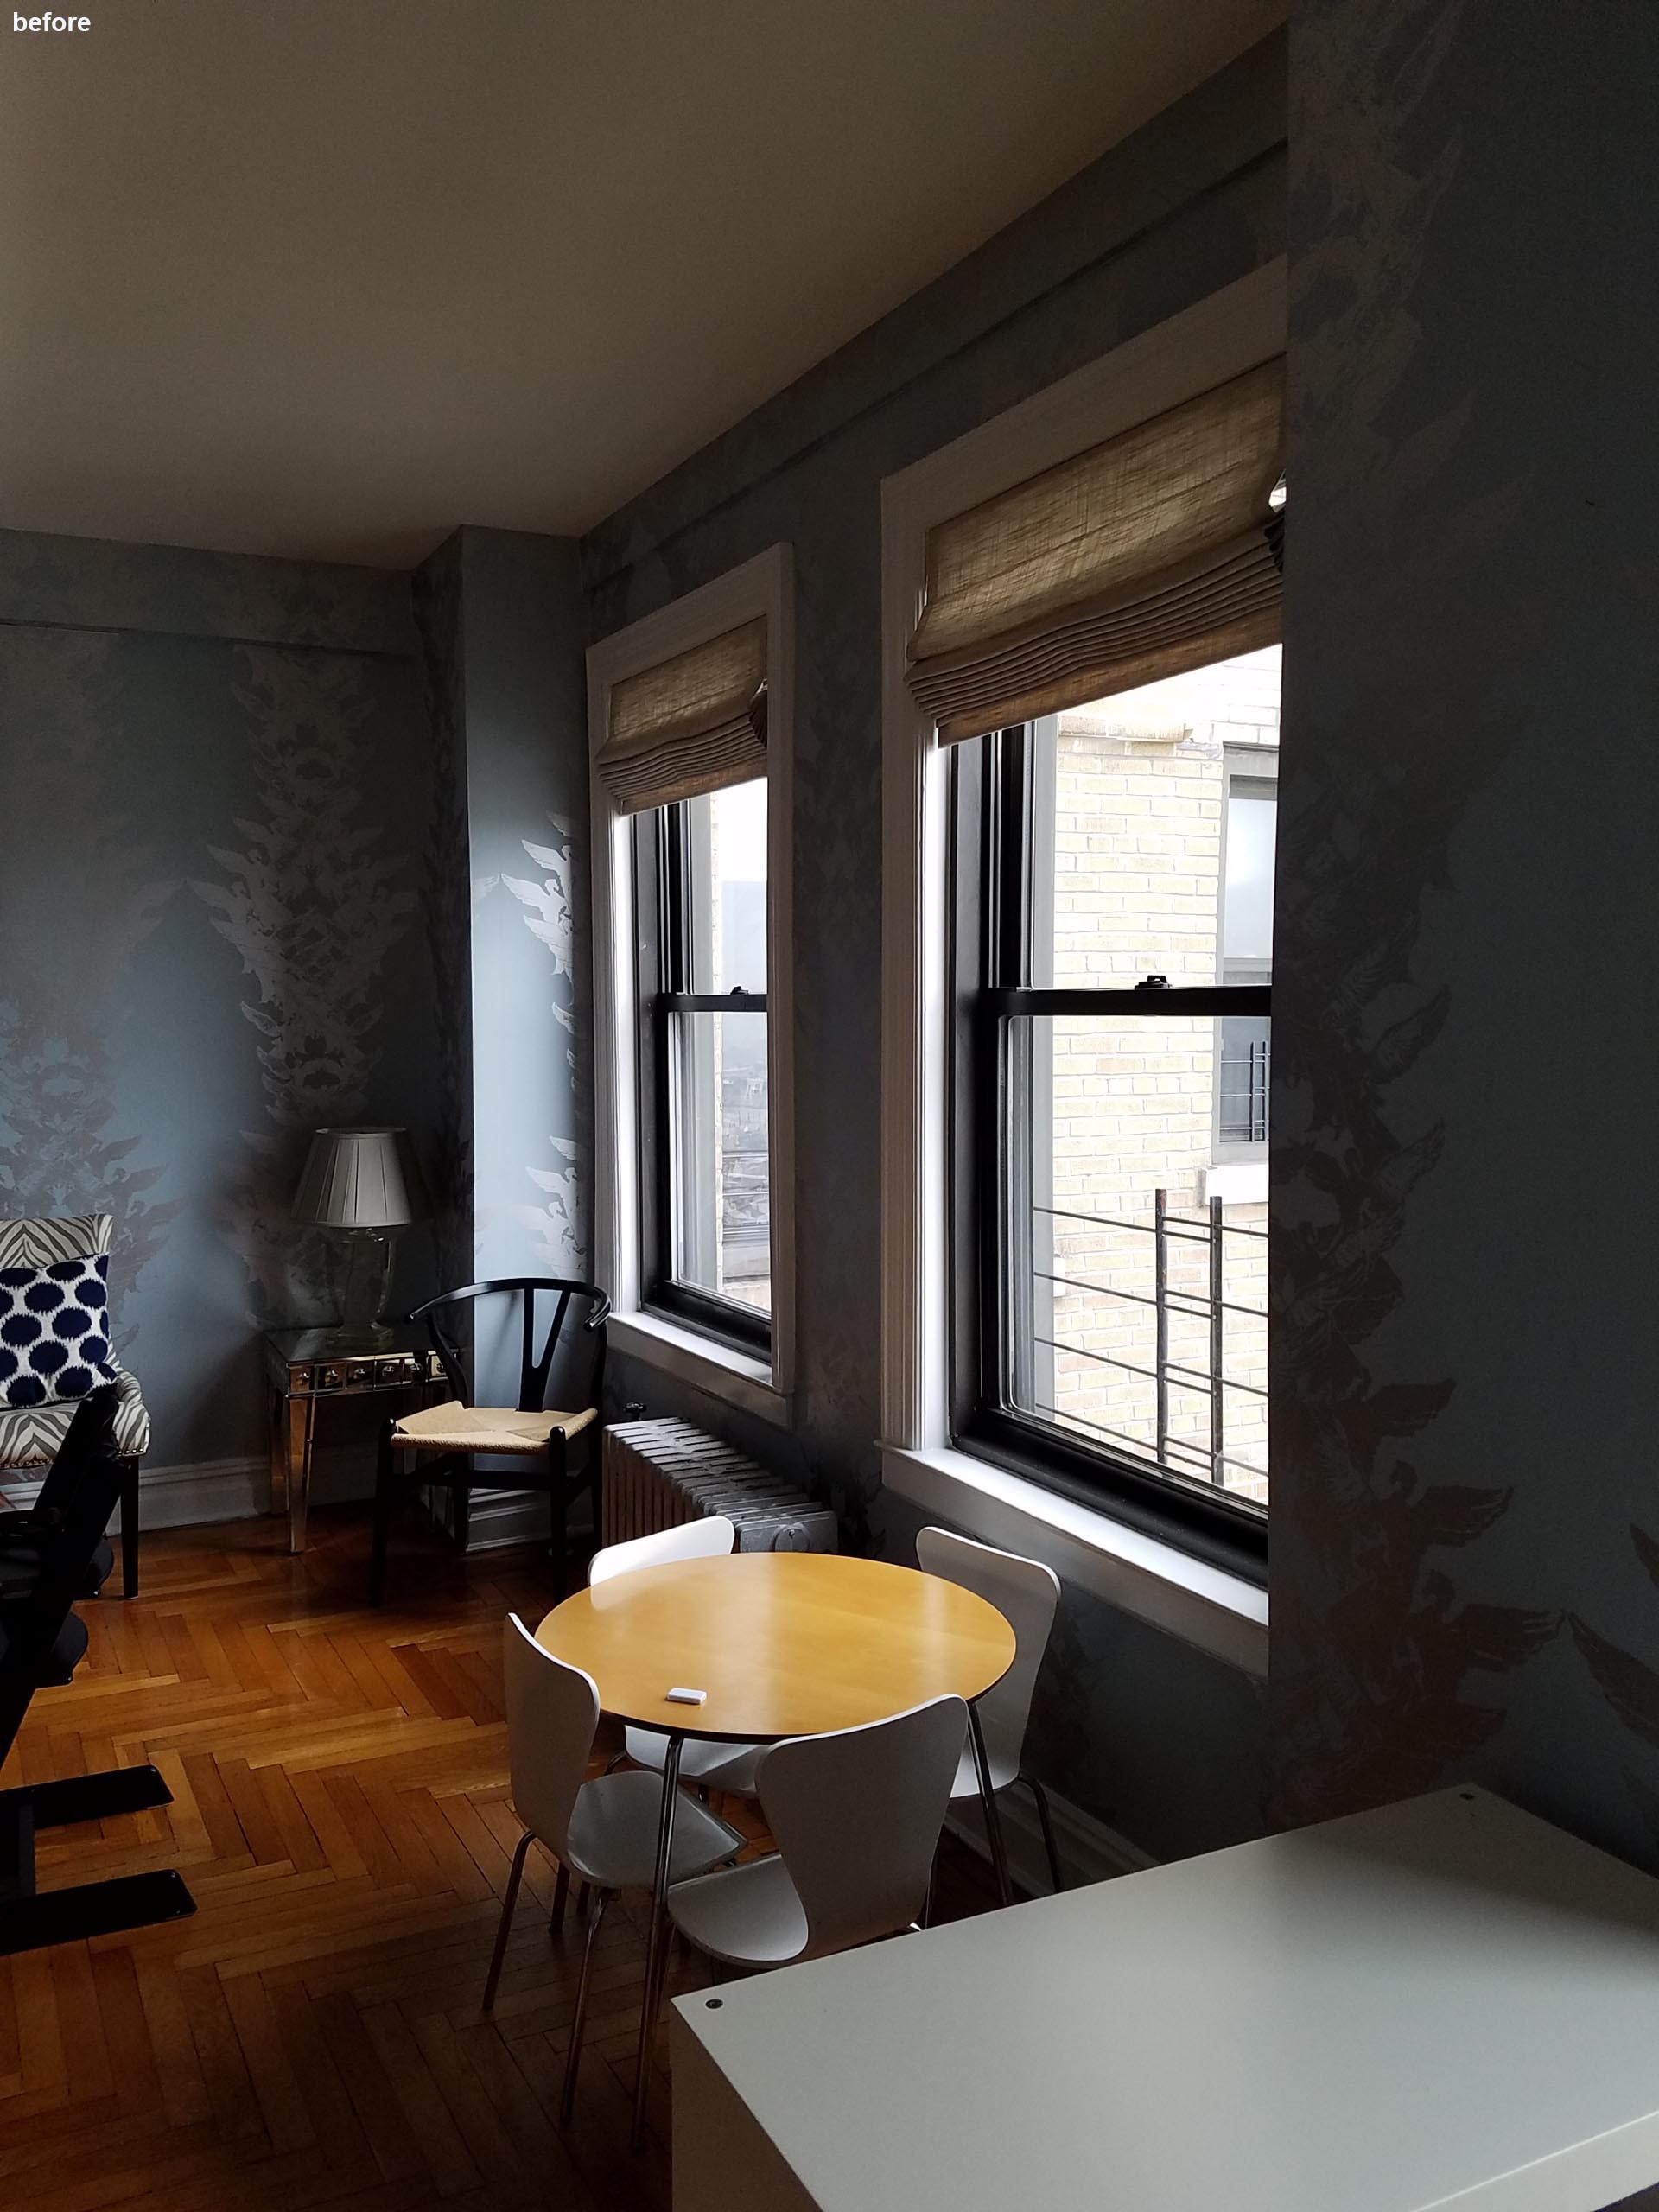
596 617 767 815
907 358 1286 744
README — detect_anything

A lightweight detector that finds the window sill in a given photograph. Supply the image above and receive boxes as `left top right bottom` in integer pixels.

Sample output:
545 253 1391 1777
608 1308 792 1427
880 1442 1267 1677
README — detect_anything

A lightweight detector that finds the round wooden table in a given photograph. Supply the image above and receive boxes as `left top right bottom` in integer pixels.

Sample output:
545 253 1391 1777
535 1550 1017 2145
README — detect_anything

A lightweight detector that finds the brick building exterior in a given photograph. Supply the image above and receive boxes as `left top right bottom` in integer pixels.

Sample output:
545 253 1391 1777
1037 645 1278 1507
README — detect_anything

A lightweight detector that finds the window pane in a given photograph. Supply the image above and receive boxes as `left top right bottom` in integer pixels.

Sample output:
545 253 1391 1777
686 779 767 993
1222 791 1276 967
1039 645 1281 991
671 1008 771 1314
1007 1011 1268 1510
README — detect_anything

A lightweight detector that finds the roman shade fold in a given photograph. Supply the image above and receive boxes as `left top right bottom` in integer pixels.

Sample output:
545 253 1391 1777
907 358 1286 744
597 617 767 815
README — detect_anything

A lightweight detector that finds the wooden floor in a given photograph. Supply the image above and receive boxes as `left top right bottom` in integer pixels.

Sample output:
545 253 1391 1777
0 1508 1000 2211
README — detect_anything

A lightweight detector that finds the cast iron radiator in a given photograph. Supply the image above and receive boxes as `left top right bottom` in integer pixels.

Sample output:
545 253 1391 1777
600 1417 836 1554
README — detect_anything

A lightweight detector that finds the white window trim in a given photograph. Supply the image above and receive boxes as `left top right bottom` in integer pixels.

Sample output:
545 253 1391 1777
879 265 1285 1674
588 543 796 1425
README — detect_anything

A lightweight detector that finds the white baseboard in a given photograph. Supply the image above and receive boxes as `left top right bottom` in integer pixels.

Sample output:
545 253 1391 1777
419 1483 597 1554
948 1776 1156 1895
0 1453 269 1531
137 1456 269 1529
466 1491 555 1550
0 1454 598 1550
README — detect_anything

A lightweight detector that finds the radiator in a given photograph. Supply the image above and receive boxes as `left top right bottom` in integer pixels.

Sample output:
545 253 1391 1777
600 1418 837 1555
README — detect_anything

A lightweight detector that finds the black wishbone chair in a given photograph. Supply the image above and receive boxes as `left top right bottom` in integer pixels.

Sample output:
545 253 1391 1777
369 1278 611 1605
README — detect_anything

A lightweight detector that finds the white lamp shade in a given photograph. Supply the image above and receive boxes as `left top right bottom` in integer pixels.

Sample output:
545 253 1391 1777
292 1128 429 1230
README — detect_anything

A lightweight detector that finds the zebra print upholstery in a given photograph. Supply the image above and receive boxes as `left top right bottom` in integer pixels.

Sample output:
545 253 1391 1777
0 1217 149 1467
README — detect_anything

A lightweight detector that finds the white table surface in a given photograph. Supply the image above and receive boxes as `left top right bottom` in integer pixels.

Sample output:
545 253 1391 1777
672 1787 1659 2212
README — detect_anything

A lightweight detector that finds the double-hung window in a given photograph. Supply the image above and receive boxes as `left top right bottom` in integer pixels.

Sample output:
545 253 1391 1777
950 651 1278 1570
633 778 771 1354
900 349 1286 1578
588 547 794 1412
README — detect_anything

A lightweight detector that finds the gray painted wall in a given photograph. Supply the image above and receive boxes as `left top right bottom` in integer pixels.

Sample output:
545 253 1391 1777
582 35 1287 1862
0 529 443 1473
1272 0 1659 1866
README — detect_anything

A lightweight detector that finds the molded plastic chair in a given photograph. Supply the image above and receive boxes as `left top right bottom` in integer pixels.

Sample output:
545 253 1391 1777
666 1695 967 1971
916 1525 1064 1893
372 1277 610 1605
483 1614 741 2121
588 1516 765 1796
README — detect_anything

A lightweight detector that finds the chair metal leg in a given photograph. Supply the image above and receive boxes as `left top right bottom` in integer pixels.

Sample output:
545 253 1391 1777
967 1707 1014 1909
481 1830 533 2011
575 1880 592 1922
550 1861 569 1936
632 1734 683 2152
1022 1770 1065 1894
559 1888 610 2125
369 1427 396 1606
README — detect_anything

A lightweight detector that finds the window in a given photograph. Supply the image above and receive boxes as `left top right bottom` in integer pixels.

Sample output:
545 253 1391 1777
634 778 771 1355
588 543 794 1421
881 272 1282 1647
1215 755 1276 1157
950 647 1278 1570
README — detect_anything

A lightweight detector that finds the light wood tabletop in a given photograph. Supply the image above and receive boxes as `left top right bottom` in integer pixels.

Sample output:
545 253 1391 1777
534 1550 1016 1743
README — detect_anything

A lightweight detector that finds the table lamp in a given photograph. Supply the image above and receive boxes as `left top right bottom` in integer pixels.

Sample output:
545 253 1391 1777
291 1127 430 1342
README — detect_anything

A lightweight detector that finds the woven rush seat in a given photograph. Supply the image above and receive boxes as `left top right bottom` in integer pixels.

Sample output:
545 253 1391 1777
390 1400 597 1456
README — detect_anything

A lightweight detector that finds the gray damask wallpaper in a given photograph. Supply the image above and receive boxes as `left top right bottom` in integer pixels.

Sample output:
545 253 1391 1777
0 529 442 1469
1273 0 1659 1865
581 34 1288 1862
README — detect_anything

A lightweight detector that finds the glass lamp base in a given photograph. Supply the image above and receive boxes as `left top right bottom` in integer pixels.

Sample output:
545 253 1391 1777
328 1231 400 1341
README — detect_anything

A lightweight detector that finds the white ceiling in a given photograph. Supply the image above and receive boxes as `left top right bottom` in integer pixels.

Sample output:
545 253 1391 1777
0 0 1281 569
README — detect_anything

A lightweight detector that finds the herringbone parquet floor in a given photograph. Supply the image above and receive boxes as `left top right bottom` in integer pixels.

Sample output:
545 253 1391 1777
0 1507 997 2212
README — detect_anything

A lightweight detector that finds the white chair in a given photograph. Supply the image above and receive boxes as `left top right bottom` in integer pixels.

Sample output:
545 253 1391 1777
916 1526 1065 1894
483 1613 742 2121
666 1696 968 1971
588 1516 765 1795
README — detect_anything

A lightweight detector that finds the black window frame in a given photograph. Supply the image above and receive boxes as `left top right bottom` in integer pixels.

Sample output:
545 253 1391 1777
948 724 1268 1584
632 797 772 1360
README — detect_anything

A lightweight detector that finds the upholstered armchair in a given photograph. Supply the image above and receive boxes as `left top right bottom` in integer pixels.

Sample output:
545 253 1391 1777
0 1213 147 1596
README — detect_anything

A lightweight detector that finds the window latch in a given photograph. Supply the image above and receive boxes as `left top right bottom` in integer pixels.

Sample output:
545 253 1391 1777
1134 973 1170 992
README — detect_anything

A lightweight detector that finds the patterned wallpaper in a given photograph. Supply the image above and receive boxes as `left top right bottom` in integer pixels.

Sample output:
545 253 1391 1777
0 625 181 1358
412 531 474 1299
0 530 442 1468
1273 0 1659 1864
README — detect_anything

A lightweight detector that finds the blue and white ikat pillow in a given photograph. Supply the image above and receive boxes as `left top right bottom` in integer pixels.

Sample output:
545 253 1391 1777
0 1253 116 1408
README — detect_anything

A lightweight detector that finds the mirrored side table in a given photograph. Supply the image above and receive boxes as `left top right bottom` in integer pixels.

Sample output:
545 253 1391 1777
263 1325 448 1554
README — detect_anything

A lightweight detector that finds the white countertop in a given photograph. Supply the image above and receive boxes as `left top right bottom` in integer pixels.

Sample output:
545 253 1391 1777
673 1788 1659 2212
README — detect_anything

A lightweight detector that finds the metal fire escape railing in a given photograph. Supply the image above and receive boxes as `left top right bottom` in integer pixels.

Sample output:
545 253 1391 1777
1031 1191 1267 1490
